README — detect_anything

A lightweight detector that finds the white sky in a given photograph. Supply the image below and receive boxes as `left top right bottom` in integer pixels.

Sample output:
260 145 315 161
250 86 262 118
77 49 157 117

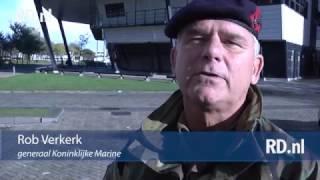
1 0 104 52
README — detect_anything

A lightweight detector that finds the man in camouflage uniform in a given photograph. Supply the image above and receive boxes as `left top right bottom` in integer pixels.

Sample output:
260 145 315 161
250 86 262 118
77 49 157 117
104 0 319 179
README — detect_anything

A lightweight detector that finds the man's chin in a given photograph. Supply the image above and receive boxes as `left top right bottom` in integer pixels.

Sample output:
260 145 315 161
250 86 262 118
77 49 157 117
194 86 218 95
190 87 222 106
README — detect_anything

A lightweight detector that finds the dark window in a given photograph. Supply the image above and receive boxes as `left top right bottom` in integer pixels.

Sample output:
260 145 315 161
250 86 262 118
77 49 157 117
303 1 308 18
283 0 308 18
105 3 125 18
252 0 282 5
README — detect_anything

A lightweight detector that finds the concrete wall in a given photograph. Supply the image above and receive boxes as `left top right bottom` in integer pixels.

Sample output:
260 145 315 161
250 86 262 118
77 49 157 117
103 26 169 43
259 5 282 40
96 0 187 27
96 0 312 45
96 0 188 44
281 4 305 46
259 4 308 46
135 0 165 10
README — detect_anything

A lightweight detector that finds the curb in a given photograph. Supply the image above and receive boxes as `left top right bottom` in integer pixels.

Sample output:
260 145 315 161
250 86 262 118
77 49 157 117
0 108 64 128
0 90 174 94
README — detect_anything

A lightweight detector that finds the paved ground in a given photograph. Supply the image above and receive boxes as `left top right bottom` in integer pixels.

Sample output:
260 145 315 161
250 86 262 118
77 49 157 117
0 78 319 179
0 72 16 78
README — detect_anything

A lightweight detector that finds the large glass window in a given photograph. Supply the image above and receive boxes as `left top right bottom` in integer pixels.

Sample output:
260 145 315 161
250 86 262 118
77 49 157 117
284 0 308 18
105 3 125 18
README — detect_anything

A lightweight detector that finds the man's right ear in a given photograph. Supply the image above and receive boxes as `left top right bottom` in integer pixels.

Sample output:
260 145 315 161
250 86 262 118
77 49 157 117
170 47 177 75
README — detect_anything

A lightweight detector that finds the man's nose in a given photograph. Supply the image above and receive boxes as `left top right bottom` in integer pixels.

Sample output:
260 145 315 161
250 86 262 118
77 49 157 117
202 36 223 62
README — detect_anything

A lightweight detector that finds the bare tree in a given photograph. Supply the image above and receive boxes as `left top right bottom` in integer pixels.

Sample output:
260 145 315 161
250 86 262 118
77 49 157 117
78 34 89 57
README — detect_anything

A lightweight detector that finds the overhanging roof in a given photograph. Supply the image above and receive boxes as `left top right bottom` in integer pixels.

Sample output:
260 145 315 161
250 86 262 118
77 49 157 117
42 0 96 24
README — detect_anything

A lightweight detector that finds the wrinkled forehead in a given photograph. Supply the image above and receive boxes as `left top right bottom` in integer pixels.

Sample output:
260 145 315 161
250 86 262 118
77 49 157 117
178 19 254 41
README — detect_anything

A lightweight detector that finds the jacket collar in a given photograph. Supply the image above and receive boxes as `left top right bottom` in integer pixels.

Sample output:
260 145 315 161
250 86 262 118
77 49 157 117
142 85 263 132
131 85 264 174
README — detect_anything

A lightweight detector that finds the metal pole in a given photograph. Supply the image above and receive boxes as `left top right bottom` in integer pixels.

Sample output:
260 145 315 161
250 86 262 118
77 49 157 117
34 0 57 70
58 18 72 66
96 40 98 54
290 50 294 81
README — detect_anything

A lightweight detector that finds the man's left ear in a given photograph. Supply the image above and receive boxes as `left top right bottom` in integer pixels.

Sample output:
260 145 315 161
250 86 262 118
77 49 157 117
170 47 177 75
251 55 264 84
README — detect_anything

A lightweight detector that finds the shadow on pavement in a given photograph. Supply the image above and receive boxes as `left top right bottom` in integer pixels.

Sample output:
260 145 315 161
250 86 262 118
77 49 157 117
0 64 44 73
271 119 320 131
265 104 320 110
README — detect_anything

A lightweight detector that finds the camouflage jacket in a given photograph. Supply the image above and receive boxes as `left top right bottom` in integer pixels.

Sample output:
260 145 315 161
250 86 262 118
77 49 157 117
104 86 319 180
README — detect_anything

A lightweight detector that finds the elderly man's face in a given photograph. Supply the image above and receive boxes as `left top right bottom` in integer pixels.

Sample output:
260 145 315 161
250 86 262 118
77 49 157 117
171 20 264 109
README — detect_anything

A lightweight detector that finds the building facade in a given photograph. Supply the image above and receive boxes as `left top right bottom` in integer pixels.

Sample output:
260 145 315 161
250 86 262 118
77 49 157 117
39 0 320 78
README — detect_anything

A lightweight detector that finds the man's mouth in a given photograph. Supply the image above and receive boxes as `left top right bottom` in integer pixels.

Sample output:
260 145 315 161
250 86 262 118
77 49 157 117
199 72 220 77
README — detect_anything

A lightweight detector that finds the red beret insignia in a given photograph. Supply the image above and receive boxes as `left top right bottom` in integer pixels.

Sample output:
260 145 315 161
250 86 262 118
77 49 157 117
249 7 262 34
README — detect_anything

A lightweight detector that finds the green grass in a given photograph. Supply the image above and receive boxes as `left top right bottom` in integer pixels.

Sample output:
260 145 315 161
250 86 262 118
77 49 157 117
0 73 177 91
0 108 50 117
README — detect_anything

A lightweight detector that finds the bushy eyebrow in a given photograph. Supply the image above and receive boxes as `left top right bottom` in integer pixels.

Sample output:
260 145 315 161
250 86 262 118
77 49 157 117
220 31 248 43
181 26 249 43
181 27 209 37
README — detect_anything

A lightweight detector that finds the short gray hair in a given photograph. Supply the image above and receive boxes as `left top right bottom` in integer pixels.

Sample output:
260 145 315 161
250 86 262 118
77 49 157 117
253 35 261 57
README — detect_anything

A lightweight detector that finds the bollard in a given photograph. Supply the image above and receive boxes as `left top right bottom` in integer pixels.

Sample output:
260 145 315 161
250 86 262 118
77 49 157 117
53 70 59 74
145 76 150 82
12 66 16 75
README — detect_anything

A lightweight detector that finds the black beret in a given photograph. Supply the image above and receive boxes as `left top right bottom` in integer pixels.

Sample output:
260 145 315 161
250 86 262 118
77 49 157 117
165 0 262 38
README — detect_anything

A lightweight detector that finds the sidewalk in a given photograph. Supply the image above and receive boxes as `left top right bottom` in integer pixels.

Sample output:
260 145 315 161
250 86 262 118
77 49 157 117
0 72 16 78
258 78 320 96
0 78 319 179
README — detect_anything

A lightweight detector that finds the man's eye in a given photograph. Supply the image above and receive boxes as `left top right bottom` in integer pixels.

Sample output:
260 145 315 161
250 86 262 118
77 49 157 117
223 40 241 47
224 40 237 45
189 36 204 43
